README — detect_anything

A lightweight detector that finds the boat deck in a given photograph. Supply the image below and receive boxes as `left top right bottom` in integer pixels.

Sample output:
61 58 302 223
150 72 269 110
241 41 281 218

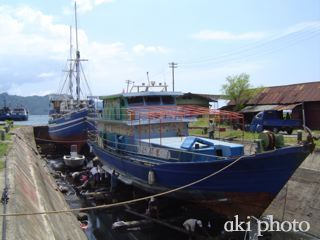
140 136 244 157
140 137 241 149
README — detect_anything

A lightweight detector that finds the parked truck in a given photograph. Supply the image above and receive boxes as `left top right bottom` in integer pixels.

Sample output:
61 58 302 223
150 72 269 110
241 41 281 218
249 110 301 134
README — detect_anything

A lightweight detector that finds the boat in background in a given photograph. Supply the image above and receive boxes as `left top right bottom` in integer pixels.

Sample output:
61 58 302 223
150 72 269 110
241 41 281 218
11 107 29 121
0 105 28 121
88 81 315 218
48 3 96 148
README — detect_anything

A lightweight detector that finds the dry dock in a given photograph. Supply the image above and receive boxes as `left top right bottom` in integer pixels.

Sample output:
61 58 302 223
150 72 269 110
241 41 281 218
1 126 320 239
264 150 320 238
1 127 87 240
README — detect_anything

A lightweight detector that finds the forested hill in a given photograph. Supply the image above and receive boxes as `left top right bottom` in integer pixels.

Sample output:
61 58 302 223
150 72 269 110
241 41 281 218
0 92 49 115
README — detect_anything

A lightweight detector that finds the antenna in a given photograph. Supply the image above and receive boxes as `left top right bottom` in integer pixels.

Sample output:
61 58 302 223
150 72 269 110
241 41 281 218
146 72 150 85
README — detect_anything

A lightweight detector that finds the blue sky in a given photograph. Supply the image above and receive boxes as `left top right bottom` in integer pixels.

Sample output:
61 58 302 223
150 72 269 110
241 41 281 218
0 0 319 97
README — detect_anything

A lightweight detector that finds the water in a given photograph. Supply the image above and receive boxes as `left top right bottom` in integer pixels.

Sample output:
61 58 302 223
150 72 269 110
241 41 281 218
11 115 48 126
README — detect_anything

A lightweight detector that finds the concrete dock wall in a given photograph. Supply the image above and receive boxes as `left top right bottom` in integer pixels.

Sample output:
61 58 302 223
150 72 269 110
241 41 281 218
264 150 320 237
5 127 87 240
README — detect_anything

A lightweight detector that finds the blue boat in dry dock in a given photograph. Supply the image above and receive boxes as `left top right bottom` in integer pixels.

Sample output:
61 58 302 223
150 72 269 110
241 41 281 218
88 82 314 218
48 99 95 145
48 3 95 148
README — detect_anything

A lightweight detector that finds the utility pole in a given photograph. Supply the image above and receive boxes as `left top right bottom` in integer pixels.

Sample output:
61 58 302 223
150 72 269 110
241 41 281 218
168 62 178 91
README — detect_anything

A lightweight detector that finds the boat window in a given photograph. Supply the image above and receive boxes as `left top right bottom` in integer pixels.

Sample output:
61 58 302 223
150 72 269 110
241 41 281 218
193 142 210 149
162 96 175 105
13 108 26 113
145 96 161 105
120 98 125 107
127 96 144 106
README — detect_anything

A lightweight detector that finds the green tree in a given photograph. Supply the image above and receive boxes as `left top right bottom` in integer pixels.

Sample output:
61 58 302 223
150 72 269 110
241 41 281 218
222 73 262 111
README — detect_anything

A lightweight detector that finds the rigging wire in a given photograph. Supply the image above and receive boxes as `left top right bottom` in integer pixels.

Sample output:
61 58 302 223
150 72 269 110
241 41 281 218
128 25 320 85
179 23 320 66
56 62 69 94
177 32 320 72
179 30 320 69
80 63 93 97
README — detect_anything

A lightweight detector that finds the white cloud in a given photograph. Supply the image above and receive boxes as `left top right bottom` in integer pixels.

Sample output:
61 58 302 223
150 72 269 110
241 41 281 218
192 21 320 42
281 21 320 36
0 4 172 97
175 62 264 94
0 5 70 58
0 4 133 95
192 30 267 41
37 72 56 78
64 0 114 14
95 0 113 5
132 44 170 55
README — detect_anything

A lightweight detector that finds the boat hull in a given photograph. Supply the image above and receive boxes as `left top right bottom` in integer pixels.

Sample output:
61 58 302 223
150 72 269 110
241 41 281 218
0 115 28 121
89 141 312 218
48 109 95 147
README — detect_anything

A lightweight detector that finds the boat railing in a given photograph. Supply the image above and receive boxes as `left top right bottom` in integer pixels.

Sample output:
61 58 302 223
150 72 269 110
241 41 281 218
87 130 231 163
95 105 244 123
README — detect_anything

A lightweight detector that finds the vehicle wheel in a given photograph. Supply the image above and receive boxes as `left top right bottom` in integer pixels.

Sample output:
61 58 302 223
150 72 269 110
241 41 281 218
256 125 263 133
272 127 279 133
286 129 293 135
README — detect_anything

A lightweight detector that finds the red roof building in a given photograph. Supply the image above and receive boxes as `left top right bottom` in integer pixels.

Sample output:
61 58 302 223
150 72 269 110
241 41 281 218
226 81 320 130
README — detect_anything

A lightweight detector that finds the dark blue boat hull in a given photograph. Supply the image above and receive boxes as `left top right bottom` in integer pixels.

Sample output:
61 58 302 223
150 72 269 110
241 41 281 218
0 114 28 121
89 141 312 217
48 108 95 146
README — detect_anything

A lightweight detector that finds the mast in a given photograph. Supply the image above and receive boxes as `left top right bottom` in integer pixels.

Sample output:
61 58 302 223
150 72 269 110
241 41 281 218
74 2 81 105
68 26 73 95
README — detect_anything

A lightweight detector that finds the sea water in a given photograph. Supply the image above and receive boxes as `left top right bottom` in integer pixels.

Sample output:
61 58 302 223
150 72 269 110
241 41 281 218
11 115 49 126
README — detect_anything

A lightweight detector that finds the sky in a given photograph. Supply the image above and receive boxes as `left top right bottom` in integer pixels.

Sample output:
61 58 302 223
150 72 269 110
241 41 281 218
0 0 319 97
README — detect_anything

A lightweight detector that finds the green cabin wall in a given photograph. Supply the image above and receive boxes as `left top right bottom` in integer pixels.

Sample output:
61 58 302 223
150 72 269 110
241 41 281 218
176 95 210 107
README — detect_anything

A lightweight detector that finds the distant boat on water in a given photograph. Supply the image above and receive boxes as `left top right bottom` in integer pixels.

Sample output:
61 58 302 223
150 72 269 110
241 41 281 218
48 3 95 148
0 105 28 121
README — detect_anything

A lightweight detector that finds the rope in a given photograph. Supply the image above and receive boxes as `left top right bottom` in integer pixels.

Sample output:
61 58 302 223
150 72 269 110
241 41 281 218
0 153 249 217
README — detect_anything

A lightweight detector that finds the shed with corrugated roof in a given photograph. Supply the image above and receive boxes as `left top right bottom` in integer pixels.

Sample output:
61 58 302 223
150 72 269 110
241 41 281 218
224 81 320 130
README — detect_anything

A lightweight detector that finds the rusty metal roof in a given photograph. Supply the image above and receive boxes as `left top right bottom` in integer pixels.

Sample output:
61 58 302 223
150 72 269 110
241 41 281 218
247 82 320 104
240 103 301 113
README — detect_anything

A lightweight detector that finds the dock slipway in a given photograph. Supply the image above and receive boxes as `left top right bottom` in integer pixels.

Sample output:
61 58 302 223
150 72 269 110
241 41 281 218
1 127 87 240
1 126 320 239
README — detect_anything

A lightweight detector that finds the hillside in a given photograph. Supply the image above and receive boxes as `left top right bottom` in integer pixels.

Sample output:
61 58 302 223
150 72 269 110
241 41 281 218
0 92 49 115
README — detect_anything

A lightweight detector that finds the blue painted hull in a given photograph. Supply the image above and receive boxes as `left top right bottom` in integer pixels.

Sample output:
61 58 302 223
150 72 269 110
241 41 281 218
89 141 312 217
48 108 95 145
0 114 28 121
